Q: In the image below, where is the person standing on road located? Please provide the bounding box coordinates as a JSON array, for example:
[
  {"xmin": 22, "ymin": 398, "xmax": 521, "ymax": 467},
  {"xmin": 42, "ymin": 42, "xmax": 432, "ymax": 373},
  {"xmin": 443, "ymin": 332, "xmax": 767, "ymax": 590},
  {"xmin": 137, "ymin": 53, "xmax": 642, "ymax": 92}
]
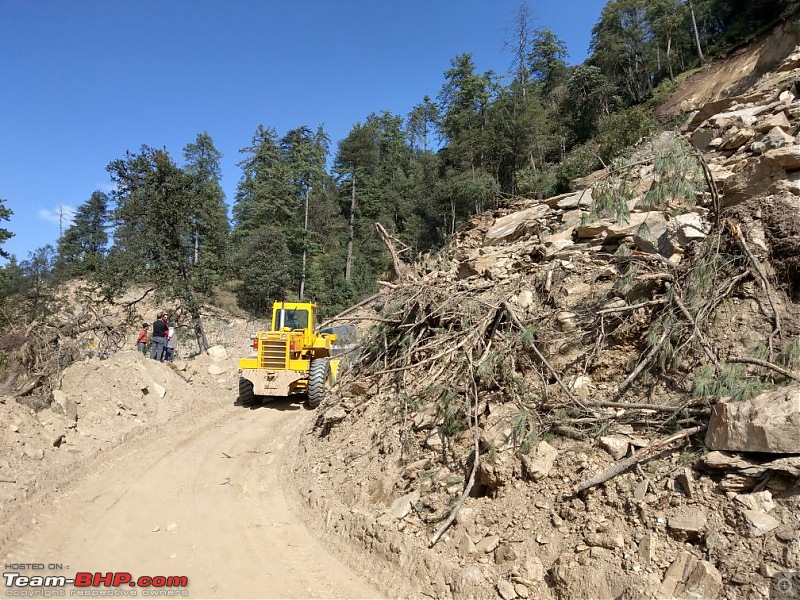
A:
[
  {"xmin": 136, "ymin": 323, "xmax": 149, "ymax": 354},
  {"xmin": 165, "ymin": 322, "xmax": 178, "ymax": 362},
  {"xmin": 150, "ymin": 312, "xmax": 169, "ymax": 361}
]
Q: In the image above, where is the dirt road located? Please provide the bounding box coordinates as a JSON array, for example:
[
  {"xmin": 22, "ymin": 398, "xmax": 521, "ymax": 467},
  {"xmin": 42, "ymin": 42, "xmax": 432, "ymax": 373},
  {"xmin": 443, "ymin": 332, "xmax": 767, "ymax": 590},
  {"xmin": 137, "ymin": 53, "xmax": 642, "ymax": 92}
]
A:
[{"xmin": 3, "ymin": 400, "xmax": 382, "ymax": 599}]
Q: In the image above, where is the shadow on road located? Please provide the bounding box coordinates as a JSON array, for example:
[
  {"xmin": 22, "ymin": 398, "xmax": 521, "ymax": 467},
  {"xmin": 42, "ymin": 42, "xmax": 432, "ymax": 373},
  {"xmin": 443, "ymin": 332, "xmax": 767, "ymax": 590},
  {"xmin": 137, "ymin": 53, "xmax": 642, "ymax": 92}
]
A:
[{"xmin": 234, "ymin": 396, "xmax": 304, "ymax": 412}]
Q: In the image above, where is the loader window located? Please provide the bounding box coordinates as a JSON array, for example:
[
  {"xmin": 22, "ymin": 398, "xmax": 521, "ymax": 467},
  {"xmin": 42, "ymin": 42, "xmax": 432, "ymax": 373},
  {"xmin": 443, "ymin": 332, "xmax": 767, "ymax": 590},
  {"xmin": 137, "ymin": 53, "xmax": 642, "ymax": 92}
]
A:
[{"xmin": 276, "ymin": 309, "xmax": 308, "ymax": 330}]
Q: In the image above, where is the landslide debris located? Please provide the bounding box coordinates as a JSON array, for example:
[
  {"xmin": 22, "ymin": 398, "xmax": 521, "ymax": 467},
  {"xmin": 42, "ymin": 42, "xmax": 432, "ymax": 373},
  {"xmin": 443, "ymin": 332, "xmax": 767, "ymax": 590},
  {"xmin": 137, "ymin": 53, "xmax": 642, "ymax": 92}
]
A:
[
  {"xmin": 292, "ymin": 35, "xmax": 800, "ymax": 600},
  {"xmin": 0, "ymin": 284, "xmax": 257, "ymax": 552}
]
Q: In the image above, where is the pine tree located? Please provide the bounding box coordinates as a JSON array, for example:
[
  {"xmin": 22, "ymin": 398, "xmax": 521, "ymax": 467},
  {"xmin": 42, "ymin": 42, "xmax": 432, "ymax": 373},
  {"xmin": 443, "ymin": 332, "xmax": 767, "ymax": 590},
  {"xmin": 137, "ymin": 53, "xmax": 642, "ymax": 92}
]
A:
[
  {"xmin": 0, "ymin": 198, "xmax": 13, "ymax": 259},
  {"xmin": 56, "ymin": 190, "xmax": 109, "ymax": 278},
  {"xmin": 107, "ymin": 146, "xmax": 210, "ymax": 351},
  {"xmin": 183, "ymin": 132, "xmax": 230, "ymax": 291}
]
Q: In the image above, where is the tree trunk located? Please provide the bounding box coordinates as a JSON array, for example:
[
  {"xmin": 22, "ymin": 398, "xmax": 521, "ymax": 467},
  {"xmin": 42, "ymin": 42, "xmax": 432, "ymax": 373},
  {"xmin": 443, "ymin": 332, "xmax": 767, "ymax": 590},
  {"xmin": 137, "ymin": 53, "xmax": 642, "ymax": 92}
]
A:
[
  {"xmin": 667, "ymin": 36, "xmax": 675, "ymax": 82},
  {"xmin": 688, "ymin": 0, "xmax": 705, "ymax": 65},
  {"xmin": 345, "ymin": 171, "xmax": 356, "ymax": 282},
  {"xmin": 299, "ymin": 190, "xmax": 309, "ymax": 300}
]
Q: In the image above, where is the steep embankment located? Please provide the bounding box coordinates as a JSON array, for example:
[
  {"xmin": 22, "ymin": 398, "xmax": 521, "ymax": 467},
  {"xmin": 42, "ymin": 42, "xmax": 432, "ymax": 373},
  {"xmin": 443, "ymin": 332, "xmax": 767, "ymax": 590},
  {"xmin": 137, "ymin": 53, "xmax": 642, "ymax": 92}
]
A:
[{"xmin": 292, "ymin": 28, "xmax": 800, "ymax": 600}]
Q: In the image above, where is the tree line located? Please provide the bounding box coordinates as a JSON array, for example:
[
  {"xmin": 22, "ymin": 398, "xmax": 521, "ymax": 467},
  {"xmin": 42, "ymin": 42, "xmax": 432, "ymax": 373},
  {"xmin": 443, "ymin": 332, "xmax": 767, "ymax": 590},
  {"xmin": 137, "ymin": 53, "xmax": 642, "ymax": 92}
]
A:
[{"xmin": 0, "ymin": 0, "xmax": 794, "ymax": 350}]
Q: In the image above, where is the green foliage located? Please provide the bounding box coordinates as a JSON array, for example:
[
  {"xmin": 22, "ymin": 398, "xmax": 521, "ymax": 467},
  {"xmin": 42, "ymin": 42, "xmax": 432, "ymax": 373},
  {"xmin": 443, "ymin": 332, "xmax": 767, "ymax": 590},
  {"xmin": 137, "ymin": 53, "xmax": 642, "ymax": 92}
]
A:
[
  {"xmin": 234, "ymin": 226, "xmax": 294, "ymax": 316},
  {"xmin": 641, "ymin": 136, "xmax": 703, "ymax": 211},
  {"xmin": 777, "ymin": 338, "xmax": 800, "ymax": 371},
  {"xmin": 595, "ymin": 107, "xmax": 657, "ymax": 164},
  {"xmin": 56, "ymin": 191, "xmax": 109, "ymax": 279},
  {"xmin": 0, "ymin": 198, "xmax": 13, "ymax": 259},
  {"xmin": 509, "ymin": 408, "xmax": 539, "ymax": 454},
  {"xmin": 434, "ymin": 387, "xmax": 468, "ymax": 438},
  {"xmin": 694, "ymin": 364, "xmax": 765, "ymax": 401}
]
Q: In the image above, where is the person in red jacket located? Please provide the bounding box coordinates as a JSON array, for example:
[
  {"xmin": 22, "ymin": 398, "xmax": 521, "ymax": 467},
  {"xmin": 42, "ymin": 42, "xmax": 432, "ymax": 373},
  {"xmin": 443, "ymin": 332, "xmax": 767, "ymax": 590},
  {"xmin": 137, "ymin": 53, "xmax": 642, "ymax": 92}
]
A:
[{"xmin": 136, "ymin": 323, "xmax": 149, "ymax": 354}]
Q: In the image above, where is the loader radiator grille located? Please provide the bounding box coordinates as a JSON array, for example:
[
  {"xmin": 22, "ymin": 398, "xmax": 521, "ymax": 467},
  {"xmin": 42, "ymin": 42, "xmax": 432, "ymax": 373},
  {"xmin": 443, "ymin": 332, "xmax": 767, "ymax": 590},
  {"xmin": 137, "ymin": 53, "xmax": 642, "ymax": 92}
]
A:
[{"xmin": 259, "ymin": 339, "xmax": 287, "ymax": 369}]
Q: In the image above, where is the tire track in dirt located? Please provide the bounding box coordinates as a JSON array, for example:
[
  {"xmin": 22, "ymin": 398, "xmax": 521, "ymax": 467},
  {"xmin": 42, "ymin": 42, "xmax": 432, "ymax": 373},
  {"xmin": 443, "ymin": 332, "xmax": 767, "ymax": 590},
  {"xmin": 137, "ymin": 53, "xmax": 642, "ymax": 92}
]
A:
[{"xmin": 4, "ymin": 400, "xmax": 381, "ymax": 599}]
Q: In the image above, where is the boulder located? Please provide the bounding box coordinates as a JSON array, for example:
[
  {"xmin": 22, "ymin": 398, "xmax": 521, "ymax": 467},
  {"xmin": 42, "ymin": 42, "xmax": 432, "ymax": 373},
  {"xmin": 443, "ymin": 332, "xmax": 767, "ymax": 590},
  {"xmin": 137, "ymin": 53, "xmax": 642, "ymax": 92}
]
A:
[
  {"xmin": 545, "ymin": 189, "xmax": 593, "ymax": 210},
  {"xmin": 207, "ymin": 364, "xmax": 225, "ymax": 376},
  {"xmin": 763, "ymin": 145, "xmax": 800, "ymax": 170},
  {"xmin": 690, "ymin": 128, "xmax": 717, "ymax": 151},
  {"xmin": 720, "ymin": 126, "xmax": 755, "ymax": 150},
  {"xmin": 520, "ymin": 441, "xmax": 558, "ymax": 481},
  {"xmin": 761, "ymin": 126, "xmax": 795, "ymax": 151},
  {"xmin": 475, "ymin": 534, "xmax": 500, "ymax": 553},
  {"xmin": 484, "ymin": 204, "xmax": 550, "ymax": 246},
  {"xmin": 660, "ymin": 552, "xmax": 723, "ymax": 599},
  {"xmin": 756, "ymin": 111, "xmax": 791, "ymax": 133},
  {"xmin": 383, "ymin": 490, "xmax": 419, "ymax": 521},
  {"xmin": 599, "ymin": 436, "xmax": 629, "ymax": 460},
  {"xmin": 668, "ymin": 507, "xmax": 707, "ymax": 539},
  {"xmin": 206, "ymin": 345, "xmax": 229, "ymax": 360},
  {"xmin": 742, "ymin": 510, "xmax": 780, "ymax": 537},
  {"xmin": 705, "ymin": 385, "xmax": 800, "ymax": 453}
]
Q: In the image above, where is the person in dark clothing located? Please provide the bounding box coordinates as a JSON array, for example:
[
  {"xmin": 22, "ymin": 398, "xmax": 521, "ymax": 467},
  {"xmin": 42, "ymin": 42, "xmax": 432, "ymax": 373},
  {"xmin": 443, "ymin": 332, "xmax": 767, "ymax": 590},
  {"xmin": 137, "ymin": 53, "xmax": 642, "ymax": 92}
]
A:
[{"xmin": 150, "ymin": 312, "xmax": 169, "ymax": 361}]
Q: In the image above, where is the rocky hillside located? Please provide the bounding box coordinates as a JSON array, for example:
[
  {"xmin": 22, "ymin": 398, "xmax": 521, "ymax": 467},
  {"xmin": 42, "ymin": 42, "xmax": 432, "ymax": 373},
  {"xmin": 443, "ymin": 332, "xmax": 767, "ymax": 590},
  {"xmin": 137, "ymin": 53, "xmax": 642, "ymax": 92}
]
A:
[{"xmin": 290, "ymin": 30, "xmax": 800, "ymax": 600}]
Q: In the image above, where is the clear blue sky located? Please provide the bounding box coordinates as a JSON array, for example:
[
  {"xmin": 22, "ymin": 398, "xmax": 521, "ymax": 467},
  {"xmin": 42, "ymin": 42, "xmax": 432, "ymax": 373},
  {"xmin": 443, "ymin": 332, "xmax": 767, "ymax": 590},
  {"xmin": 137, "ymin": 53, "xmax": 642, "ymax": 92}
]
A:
[{"xmin": 0, "ymin": 0, "xmax": 606, "ymax": 261}]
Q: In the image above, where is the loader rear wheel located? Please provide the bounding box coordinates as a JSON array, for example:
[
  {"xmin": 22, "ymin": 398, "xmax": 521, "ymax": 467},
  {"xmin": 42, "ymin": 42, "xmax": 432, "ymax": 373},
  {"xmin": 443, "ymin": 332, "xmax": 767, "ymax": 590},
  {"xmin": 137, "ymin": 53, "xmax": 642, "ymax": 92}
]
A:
[
  {"xmin": 237, "ymin": 377, "xmax": 256, "ymax": 406},
  {"xmin": 307, "ymin": 358, "xmax": 332, "ymax": 408}
]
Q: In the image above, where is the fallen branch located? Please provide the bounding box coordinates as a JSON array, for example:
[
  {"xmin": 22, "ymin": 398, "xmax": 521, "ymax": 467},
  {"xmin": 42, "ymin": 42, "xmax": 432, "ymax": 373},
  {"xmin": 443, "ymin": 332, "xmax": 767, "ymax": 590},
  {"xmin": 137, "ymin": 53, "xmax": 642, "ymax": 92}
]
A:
[
  {"xmin": 502, "ymin": 301, "xmax": 589, "ymax": 412},
  {"xmin": 318, "ymin": 293, "xmax": 382, "ymax": 329},
  {"xmin": 727, "ymin": 356, "xmax": 800, "ymax": 382},
  {"xmin": 617, "ymin": 330, "xmax": 668, "ymax": 395},
  {"xmin": 596, "ymin": 298, "xmax": 667, "ymax": 316},
  {"xmin": 573, "ymin": 425, "xmax": 706, "ymax": 495},
  {"xmin": 725, "ymin": 219, "xmax": 781, "ymax": 357},
  {"xmin": 666, "ymin": 282, "xmax": 722, "ymax": 372},
  {"xmin": 376, "ymin": 222, "xmax": 411, "ymax": 281},
  {"xmin": 430, "ymin": 353, "xmax": 480, "ymax": 547}
]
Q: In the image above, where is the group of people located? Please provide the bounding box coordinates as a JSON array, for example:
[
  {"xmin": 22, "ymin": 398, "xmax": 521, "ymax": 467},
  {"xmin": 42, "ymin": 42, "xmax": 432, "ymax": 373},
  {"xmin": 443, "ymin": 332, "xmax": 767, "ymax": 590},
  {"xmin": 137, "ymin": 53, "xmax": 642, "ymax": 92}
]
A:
[{"xmin": 136, "ymin": 312, "xmax": 178, "ymax": 362}]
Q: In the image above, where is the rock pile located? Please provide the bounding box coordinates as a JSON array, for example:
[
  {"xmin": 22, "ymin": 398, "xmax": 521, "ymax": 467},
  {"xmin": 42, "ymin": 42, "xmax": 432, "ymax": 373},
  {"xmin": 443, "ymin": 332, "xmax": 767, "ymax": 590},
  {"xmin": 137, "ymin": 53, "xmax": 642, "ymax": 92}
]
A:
[{"xmin": 292, "ymin": 34, "xmax": 800, "ymax": 600}]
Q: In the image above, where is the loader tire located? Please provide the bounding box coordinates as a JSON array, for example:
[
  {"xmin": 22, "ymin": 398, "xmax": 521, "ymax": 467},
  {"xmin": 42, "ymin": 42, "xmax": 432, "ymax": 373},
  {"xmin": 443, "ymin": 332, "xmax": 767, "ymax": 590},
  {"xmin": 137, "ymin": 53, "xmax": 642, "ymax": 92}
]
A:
[
  {"xmin": 307, "ymin": 358, "xmax": 331, "ymax": 408},
  {"xmin": 237, "ymin": 376, "xmax": 256, "ymax": 406}
]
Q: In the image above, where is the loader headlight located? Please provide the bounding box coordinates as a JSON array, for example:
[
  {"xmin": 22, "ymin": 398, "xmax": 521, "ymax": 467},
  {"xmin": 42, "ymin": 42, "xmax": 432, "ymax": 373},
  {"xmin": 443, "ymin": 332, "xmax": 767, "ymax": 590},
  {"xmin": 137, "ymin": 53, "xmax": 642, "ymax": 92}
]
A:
[{"xmin": 280, "ymin": 334, "xmax": 287, "ymax": 340}]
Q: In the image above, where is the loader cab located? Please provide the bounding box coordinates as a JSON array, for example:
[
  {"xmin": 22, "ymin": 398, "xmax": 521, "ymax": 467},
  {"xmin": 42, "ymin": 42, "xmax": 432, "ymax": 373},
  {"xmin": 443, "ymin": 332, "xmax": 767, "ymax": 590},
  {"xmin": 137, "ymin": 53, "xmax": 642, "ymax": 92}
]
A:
[{"xmin": 272, "ymin": 302, "xmax": 316, "ymax": 332}]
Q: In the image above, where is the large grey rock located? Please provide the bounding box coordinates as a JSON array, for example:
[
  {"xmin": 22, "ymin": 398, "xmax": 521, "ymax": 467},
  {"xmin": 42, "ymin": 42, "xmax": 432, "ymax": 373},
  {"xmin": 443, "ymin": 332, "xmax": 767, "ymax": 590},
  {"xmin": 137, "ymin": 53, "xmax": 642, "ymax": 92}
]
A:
[
  {"xmin": 742, "ymin": 509, "xmax": 780, "ymax": 537},
  {"xmin": 484, "ymin": 204, "xmax": 550, "ymax": 246},
  {"xmin": 383, "ymin": 490, "xmax": 419, "ymax": 521},
  {"xmin": 545, "ymin": 189, "xmax": 593, "ymax": 210},
  {"xmin": 668, "ymin": 507, "xmax": 707, "ymax": 538},
  {"xmin": 706, "ymin": 385, "xmax": 800, "ymax": 453},
  {"xmin": 761, "ymin": 126, "xmax": 795, "ymax": 150}
]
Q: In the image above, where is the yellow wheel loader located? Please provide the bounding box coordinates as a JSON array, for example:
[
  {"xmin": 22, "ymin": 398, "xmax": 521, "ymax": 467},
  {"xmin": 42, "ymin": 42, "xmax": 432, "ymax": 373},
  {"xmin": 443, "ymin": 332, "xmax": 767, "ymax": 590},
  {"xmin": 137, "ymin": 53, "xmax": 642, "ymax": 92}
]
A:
[{"xmin": 237, "ymin": 301, "xmax": 340, "ymax": 408}]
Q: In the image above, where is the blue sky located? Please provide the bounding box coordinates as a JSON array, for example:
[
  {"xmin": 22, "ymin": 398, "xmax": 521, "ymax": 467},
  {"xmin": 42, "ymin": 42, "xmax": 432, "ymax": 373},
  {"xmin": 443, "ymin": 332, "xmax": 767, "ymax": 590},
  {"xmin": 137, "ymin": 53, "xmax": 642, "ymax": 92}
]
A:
[{"xmin": 0, "ymin": 0, "xmax": 606, "ymax": 261}]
